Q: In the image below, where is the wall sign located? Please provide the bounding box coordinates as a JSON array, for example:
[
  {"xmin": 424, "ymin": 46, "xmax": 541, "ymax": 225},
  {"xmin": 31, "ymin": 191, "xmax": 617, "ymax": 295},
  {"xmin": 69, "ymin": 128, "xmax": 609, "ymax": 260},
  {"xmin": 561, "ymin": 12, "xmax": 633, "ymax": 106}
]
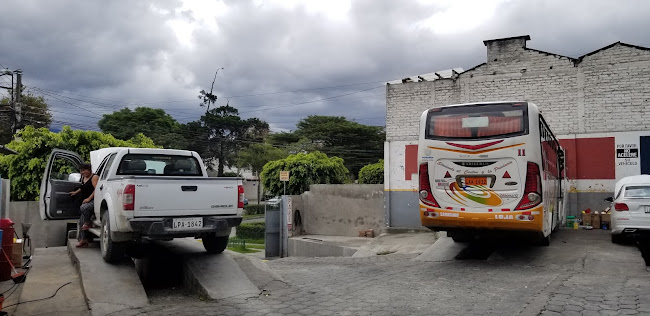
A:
[{"xmin": 616, "ymin": 143, "xmax": 638, "ymax": 166}]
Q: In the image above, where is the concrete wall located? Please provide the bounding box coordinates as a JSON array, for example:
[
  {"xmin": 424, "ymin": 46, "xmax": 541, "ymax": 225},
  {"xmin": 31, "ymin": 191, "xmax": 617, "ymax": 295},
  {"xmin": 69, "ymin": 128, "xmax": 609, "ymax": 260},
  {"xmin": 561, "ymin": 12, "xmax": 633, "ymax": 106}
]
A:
[
  {"xmin": 384, "ymin": 35, "xmax": 650, "ymax": 226},
  {"xmin": 294, "ymin": 184, "xmax": 384, "ymax": 237},
  {"xmin": 6, "ymin": 201, "xmax": 70, "ymax": 248},
  {"xmin": 242, "ymin": 179, "xmax": 261, "ymax": 202}
]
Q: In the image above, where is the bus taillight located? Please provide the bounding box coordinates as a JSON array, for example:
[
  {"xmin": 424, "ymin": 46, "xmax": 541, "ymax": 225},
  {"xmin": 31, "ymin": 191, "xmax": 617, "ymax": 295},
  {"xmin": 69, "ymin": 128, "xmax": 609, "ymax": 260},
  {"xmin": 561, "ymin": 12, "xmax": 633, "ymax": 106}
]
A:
[
  {"xmin": 419, "ymin": 163, "xmax": 440, "ymax": 208},
  {"xmin": 515, "ymin": 162, "xmax": 542, "ymax": 210}
]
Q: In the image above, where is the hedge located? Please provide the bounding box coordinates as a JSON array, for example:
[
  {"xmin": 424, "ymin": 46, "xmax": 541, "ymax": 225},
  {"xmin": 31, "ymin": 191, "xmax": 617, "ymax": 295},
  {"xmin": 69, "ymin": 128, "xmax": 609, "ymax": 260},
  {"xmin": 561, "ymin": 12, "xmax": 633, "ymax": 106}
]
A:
[
  {"xmin": 236, "ymin": 222, "xmax": 265, "ymax": 240},
  {"xmin": 358, "ymin": 160, "xmax": 384, "ymax": 184},
  {"xmin": 244, "ymin": 204, "xmax": 266, "ymax": 215}
]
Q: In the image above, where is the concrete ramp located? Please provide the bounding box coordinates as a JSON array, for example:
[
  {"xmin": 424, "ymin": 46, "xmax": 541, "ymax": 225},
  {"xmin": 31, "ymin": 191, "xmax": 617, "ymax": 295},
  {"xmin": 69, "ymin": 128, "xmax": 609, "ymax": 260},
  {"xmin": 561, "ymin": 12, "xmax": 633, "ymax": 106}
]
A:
[
  {"xmin": 15, "ymin": 247, "xmax": 90, "ymax": 315},
  {"xmin": 159, "ymin": 238, "xmax": 260, "ymax": 300},
  {"xmin": 68, "ymin": 240, "xmax": 149, "ymax": 316},
  {"xmin": 415, "ymin": 236, "xmax": 469, "ymax": 262}
]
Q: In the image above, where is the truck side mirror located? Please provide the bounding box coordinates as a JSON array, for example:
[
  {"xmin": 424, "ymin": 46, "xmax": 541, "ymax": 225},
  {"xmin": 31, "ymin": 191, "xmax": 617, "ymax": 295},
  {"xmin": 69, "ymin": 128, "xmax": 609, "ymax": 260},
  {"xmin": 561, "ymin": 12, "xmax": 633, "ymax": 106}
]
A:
[{"xmin": 604, "ymin": 197, "xmax": 613, "ymax": 202}]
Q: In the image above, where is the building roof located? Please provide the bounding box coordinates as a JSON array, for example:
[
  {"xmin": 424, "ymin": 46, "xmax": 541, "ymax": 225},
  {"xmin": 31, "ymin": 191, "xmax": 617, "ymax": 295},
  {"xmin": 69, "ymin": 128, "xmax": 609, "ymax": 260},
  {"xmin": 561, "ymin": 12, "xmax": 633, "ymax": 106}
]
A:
[
  {"xmin": 483, "ymin": 35, "xmax": 531, "ymax": 46},
  {"xmin": 0, "ymin": 145, "xmax": 17, "ymax": 155},
  {"xmin": 386, "ymin": 68, "xmax": 464, "ymax": 85},
  {"xmin": 577, "ymin": 41, "xmax": 650, "ymax": 61},
  {"xmin": 524, "ymin": 47, "xmax": 578, "ymax": 62}
]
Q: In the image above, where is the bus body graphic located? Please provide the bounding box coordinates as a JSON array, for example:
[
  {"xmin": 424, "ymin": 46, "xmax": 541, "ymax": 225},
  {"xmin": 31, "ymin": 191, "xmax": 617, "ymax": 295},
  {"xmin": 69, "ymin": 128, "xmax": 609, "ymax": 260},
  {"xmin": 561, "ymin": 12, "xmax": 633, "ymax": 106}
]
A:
[{"xmin": 446, "ymin": 182, "xmax": 502, "ymax": 207}]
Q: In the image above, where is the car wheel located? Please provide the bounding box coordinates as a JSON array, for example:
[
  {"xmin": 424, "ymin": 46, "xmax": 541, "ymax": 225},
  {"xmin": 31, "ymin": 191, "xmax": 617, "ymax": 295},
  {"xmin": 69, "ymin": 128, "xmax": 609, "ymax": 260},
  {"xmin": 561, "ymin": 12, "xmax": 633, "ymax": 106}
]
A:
[
  {"xmin": 100, "ymin": 215, "xmax": 126, "ymax": 263},
  {"xmin": 611, "ymin": 233, "xmax": 624, "ymax": 244},
  {"xmin": 203, "ymin": 235, "xmax": 229, "ymax": 254}
]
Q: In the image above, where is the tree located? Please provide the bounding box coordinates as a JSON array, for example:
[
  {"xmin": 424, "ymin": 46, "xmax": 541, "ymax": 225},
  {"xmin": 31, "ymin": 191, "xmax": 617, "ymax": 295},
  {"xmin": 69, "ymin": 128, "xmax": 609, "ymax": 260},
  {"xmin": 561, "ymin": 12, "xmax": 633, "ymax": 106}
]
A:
[
  {"xmin": 0, "ymin": 125, "xmax": 156, "ymax": 201},
  {"xmin": 236, "ymin": 143, "xmax": 288, "ymax": 202},
  {"xmin": 271, "ymin": 116, "xmax": 385, "ymax": 178},
  {"xmin": 358, "ymin": 160, "xmax": 384, "ymax": 184},
  {"xmin": 98, "ymin": 107, "xmax": 185, "ymax": 149},
  {"xmin": 188, "ymin": 105, "xmax": 269, "ymax": 176},
  {"xmin": 260, "ymin": 151, "xmax": 349, "ymax": 196},
  {"xmin": 0, "ymin": 93, "xmax": 52, "ymax": 144}
]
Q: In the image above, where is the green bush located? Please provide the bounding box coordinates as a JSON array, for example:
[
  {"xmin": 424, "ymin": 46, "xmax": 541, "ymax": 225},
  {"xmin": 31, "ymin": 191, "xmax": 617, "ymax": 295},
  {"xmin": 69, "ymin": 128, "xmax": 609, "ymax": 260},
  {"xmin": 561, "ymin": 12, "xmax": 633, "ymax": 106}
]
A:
[
  {"xmin": 358, "ymin": 160, "xmax": 384, "ymax": 184},
  {"xmin": 261, "ymin": 151, "xmax": 349, "ymax": 196},
  {"xmin": 244, "ymin": 204, "xmax": 266, "ymax": 215},
  {"xmin": 237, "ymin": 222, "xmax": 265, "ymax": 240}
]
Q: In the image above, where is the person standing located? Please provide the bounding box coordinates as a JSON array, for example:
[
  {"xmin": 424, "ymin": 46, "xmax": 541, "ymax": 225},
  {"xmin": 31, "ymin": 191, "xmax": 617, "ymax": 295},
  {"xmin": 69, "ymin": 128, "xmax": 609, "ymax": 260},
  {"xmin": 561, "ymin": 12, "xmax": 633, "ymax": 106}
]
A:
[{"xmin": 70, "ymin": 163, "xmax": 99, "ymax": 248}]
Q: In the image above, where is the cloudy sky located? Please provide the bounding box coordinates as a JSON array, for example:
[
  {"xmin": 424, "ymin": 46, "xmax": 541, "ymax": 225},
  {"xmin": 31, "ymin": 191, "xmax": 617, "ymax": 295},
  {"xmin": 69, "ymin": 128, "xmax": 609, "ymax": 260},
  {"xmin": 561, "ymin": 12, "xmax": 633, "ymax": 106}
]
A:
[{"xmin": 1, "ymin": 0, "xmax": 649, "ymax": 133}]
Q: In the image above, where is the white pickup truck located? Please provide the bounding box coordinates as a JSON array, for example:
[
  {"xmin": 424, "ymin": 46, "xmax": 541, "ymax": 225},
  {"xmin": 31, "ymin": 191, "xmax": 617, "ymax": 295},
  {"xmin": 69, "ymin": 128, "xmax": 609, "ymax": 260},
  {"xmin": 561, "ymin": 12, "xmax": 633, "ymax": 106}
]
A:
[{"xmin": 39, "ymin": 147, "xmax": 244, "ymax": 263}]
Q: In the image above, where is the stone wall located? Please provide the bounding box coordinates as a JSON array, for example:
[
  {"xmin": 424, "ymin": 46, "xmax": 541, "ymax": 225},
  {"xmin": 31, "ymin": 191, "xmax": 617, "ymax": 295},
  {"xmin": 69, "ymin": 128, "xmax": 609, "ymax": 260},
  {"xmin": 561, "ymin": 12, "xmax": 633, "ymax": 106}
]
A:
[{"xmin": 386, "ymin": 37, "xmax": 650, "ymax": 141}]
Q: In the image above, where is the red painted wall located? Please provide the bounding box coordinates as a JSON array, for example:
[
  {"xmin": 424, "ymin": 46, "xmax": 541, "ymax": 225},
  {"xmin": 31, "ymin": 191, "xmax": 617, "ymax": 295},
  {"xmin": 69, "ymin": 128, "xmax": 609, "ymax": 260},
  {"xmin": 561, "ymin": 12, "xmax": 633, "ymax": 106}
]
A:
[
  {"xmin": 405, "ymin": 145, "xmax": 418, "ymax": 180},
  {"xmin": 559, "ymin": 137, "xmax": 615, "ymax": 180}
]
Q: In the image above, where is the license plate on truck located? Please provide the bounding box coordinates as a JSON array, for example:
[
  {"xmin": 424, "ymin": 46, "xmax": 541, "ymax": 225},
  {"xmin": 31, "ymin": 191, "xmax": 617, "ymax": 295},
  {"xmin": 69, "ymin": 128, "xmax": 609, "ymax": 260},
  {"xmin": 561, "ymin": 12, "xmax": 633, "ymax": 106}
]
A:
[{"xmin": 172, "ymin": 217, "xmax": 203, "ymax": 230}]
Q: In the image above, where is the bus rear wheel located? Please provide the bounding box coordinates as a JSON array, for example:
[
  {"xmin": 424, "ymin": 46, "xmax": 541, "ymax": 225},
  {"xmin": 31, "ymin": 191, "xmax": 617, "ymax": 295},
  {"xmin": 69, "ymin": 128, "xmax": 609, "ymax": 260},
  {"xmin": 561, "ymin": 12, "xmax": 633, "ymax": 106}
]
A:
[
  {"xmin": 449, "ymin": 231, "xmax": 473, "ymax": 243},
  {"xmin": 536, "ymin": 233, "xmax": 551, "ymax": 246}
]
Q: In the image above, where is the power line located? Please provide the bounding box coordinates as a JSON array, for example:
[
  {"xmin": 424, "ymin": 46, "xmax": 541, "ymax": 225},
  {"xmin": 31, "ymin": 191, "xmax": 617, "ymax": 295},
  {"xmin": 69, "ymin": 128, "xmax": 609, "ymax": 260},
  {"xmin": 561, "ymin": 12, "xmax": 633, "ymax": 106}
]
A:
[
  {"xmin": 29, "ymin": 79, "xmax": 388, "ymax": 106},
  {"xmin": 30, "ymin": 86, "xmax": 386, "ymax": 126}
]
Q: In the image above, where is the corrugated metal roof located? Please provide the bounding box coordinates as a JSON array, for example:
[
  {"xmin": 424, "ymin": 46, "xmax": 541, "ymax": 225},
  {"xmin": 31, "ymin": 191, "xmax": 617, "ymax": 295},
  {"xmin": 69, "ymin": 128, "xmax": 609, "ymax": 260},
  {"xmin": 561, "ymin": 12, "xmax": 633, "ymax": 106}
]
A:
[{"xmin": 387, "ymin": 68, "xmax": 464, "ymax": 84}]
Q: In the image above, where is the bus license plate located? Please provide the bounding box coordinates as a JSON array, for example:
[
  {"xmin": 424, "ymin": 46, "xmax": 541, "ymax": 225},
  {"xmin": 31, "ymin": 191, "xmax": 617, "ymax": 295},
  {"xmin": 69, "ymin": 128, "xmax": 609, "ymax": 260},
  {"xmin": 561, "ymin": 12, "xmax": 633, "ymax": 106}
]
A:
[
  {"xmin": 172, "ymin": 217, "xmax": 203, "ymax": 230},
  {"xmin": 465, "ymin": 177, "xmax": 488, "ymax": 186}
]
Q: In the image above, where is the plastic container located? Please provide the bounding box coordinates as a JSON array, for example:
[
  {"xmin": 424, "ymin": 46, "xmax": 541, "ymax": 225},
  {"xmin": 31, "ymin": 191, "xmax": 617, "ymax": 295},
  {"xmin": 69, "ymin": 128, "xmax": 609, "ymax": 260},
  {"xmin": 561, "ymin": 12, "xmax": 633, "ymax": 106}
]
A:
[
  {"xmin": 566, "ymin": 216, "xmax": 576, "ymax": 228},
  {"xmin": 0, "ymin": 219, "xmax": 15, "ymax": 247}
]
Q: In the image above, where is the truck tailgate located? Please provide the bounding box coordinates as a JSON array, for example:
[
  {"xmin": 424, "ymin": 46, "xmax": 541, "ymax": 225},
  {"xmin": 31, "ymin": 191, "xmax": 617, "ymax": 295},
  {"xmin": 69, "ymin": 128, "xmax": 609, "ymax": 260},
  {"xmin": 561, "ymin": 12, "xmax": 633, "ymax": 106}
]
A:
[{"xmin": 132, "ymin": 178, "xmax": 239, "ymax": 217}]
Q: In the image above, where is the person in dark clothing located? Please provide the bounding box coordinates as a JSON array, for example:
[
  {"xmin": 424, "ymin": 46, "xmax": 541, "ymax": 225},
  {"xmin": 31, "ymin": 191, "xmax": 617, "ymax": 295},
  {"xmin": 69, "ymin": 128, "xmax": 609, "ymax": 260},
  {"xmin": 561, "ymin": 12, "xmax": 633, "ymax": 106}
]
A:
[{"xmin": 69, "ymin": 163, "xmax": 99, "ymax": 248}]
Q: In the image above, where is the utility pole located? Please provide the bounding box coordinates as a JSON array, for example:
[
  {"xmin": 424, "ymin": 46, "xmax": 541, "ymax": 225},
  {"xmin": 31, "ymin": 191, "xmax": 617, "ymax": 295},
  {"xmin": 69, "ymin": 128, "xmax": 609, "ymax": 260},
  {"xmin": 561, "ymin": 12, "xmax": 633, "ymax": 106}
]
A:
[{"xmin": 13, "ymin": 70, "xmax": 22, "ymax": 134}]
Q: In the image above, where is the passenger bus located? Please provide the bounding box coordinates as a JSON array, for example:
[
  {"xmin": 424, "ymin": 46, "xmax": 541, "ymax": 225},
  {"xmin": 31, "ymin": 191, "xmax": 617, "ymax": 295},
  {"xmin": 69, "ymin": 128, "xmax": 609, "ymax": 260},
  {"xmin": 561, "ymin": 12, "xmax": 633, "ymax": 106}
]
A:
[{"xmin": 418, "ymin": 101, "xmax": 566, "ymax": 245}]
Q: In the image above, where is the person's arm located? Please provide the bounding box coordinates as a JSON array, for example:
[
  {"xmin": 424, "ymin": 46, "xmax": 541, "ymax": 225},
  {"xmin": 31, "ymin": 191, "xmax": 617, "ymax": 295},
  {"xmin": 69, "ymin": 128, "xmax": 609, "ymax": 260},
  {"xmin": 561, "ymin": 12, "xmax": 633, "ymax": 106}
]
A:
[
  {"xmin": 70, "ymin": 188, "xmax": 81, "ymax": 196},
  {"xmin": 83, "ymin": 175, "xmax": 100, "ymax": 204}
]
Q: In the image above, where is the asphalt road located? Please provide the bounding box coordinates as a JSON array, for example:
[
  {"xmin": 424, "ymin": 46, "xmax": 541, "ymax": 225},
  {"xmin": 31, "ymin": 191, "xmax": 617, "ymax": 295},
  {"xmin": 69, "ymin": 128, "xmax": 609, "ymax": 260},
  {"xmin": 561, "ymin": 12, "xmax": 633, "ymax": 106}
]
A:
[{"xmin": 117, "ymin": 229, "xmax": 650, "ymax": 316}]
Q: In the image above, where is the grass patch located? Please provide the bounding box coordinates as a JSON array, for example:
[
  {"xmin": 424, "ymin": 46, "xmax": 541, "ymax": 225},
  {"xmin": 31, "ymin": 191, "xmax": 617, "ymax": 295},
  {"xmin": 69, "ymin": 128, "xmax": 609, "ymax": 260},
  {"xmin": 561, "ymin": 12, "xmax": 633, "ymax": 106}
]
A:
[
  {"xmin": 226, "ymin": 236, "xmax": 263, "ymax": 253},
  {"xmin": 243, "ymin": 238, "xmax": 265, "ymax": 245},
  {"xmin": 227, "ymin": 247, "xmax": 261, "ymax": 254}
]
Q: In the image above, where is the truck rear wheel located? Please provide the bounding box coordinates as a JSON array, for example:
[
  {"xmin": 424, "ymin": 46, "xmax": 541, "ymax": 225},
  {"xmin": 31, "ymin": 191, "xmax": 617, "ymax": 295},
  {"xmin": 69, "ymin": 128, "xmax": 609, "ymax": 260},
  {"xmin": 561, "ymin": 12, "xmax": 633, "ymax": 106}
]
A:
[
  {"xmin": 100, "ymin": 215, "xmax": 126, "ymax": 263},
  {"xmin": 203, "ymin": 235, "xmax": 229, "ymax": 254}
]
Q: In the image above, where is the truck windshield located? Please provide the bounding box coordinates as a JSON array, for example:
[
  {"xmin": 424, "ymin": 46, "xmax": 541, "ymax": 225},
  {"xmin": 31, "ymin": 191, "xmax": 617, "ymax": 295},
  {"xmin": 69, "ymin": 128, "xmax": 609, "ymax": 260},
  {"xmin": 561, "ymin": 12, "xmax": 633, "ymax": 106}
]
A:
[
  {"xmin": 117, "ymin": 154, "xmax": 203, "ymax": 176},
  {"xmin": 425, "ymin": 103, "xmax": 528, "ymax": 140}
]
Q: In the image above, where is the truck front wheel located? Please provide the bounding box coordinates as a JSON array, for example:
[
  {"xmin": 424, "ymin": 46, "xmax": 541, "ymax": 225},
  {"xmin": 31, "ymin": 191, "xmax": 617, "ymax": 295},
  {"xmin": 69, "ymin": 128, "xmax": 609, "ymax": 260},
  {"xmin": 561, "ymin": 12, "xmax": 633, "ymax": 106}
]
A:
[
  {"xmin": 100, "ymin": 215, "xmax": 126, "ymax": 263},
  {"xmin": 203, "ymin": 235, "xmax": 229, "ymax": 254}
]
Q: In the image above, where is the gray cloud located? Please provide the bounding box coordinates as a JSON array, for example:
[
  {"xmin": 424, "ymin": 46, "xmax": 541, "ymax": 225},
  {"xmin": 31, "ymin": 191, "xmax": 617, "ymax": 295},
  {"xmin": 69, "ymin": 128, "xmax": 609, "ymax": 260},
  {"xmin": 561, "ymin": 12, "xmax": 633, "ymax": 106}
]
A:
[{"xmin": 1, "ymin": 0, "xmax": 649, "ymax": 133}]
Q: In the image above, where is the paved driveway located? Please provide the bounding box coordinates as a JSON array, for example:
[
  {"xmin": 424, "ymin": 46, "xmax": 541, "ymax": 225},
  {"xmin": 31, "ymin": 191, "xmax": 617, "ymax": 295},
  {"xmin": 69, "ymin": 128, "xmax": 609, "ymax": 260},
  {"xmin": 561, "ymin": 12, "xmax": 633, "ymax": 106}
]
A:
[{"xmin": 120, "ymin": 229, "xmax": 650, "ymax": 316}]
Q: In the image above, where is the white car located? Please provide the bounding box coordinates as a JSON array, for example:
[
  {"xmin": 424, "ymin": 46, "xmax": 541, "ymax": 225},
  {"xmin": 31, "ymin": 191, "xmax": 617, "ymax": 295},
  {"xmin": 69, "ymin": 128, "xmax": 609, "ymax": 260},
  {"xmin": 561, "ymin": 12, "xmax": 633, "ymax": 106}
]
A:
[{"xmin": 607, "ymin": 175, "xmax": 650, "ymax": 243}]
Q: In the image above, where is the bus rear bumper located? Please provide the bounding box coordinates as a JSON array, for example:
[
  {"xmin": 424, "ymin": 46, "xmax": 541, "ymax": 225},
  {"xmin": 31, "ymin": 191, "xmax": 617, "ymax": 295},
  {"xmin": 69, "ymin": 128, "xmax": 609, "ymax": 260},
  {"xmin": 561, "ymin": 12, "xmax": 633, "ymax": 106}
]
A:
[{"xmin": 420, "ymin": 205, "xmax": 544, "ymax": 232}]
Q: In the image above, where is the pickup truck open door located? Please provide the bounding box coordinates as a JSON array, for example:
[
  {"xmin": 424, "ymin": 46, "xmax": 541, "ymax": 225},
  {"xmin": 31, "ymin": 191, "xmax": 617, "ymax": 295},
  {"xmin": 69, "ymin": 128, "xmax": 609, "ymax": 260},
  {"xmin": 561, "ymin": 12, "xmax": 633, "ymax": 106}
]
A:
[{"xmin": 39, "ymin": 149, "xmax": 84, "ymax": 220}]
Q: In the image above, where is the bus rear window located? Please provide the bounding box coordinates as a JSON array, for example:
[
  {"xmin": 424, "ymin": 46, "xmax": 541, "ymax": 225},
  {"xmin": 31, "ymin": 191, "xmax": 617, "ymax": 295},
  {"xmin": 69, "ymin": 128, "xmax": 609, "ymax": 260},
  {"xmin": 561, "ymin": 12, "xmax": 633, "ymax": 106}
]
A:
[
  {"xmin": 117, "ymin": 154, "xmax": 203, "ymax": 176},
  {"xmin": 426, "ymin": 103, "xmax": 528, "ymax": 140}
]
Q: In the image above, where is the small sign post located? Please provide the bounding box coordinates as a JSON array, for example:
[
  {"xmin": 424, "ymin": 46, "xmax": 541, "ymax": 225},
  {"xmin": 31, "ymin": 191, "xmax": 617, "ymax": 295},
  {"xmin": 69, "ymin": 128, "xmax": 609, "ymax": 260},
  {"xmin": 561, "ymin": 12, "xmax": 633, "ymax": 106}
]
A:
[{"xmin": 280, "ymin": 171, "xmax": 289, "ymax": 195}]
